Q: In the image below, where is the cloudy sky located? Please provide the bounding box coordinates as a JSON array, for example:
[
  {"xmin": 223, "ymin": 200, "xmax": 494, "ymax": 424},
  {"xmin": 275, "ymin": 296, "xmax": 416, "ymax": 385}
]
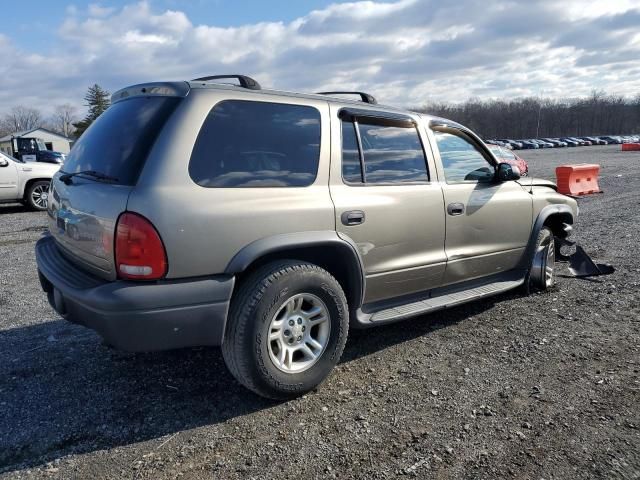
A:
[{"xmin": 1, "ymin": 0, "xmax": 639, "ymax": 116}]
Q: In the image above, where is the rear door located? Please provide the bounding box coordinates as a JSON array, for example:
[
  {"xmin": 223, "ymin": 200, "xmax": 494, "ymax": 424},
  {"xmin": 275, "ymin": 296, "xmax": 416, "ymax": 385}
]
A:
[
  {"xmin": 428, "ymin": 125, "xmax": 532, "ymax": 285},
  {"xmin": 48, "ymin": 93, "xmax": 182, "ymax": 280},
  {"xmin": 329, "ymin": 105, "xmax": 446, "ymax": 304}
]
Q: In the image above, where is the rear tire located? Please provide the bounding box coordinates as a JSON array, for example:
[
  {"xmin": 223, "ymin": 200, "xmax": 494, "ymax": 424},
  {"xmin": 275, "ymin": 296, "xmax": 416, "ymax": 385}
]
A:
[
  {"xmin": 528, "ymin": 227, "xmax": 556, "ymax": 291},
  {"xmin": 222, "ymin": 260, "xmax": 349, "ymax": 399},
  {"xmin": 25, "ymin": 180, "xmax": 50, "ymax": 211}
]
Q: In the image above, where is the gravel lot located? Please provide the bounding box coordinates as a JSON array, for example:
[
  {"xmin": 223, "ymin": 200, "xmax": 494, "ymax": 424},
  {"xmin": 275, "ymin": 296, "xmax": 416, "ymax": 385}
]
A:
[{"xmin": 1, "ymin": 145, "xmax": 638, "ymax": 479}]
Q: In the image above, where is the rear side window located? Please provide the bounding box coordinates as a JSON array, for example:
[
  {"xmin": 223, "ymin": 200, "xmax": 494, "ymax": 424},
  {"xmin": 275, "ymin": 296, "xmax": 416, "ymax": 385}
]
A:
[
  {"xmin": 341, "ymin": 120, "xmax": 363, "ymax": 183},
  {"xmin": 341, "ymin": 119, "xmax": 428, "ymax": 185},
  {"xmin": 63, "ymin": 97, "xmax": 180, "ymax": 185},
  {"xmin": 189, "ymin": 100, "xmax": 321, "ymax": 187}
]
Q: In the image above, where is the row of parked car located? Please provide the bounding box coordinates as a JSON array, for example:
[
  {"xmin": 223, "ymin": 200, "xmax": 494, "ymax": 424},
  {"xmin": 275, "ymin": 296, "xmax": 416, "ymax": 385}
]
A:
[{"xmin": 487, "ymin": 135, "xmax": 640, "ymax": 150}]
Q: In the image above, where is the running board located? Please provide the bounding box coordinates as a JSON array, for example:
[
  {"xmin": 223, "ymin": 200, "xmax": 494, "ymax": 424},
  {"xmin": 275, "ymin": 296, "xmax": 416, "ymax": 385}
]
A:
[{"xmin": 360, "ymin": 274, "xmax": 524, "ymax": 326}]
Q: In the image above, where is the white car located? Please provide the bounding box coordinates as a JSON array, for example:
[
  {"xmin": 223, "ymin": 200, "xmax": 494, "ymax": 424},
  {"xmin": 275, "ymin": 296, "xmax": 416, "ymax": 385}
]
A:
[{"xmin": 0, "ymin": 151, "xmax": 60, "ymax": 210}]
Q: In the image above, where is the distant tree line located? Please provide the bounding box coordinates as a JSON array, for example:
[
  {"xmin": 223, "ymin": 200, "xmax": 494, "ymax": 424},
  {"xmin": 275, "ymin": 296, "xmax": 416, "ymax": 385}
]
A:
[
  {"xmin": 0, "ymin": 84, "xmax": 110, "ymax": 140},
  {"xmin": 416, "ymin": 90, "xmax": 640, "ymax": 139}
]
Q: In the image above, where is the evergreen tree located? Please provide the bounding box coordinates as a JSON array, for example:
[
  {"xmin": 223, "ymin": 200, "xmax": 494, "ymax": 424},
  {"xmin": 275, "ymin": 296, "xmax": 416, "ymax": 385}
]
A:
[{"xmin": 73, "ymin": 84, "xmax": 110, "ymax": 138}]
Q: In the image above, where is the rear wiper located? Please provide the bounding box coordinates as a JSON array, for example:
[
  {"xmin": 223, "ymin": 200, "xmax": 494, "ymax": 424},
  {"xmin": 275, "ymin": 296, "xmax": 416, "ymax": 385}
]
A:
[{"xmin": 59, "ymin": 170, "xmax": 119, "ymax": 185}]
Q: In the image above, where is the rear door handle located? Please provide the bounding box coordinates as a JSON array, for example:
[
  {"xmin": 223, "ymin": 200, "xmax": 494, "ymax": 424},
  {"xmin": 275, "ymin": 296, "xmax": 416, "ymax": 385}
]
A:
[
  {"xmin": 341, "ymin": 210, "xmax": 365, "ymax": 226},
  {"xmin": 447, "ymin": 203, "xmax": 465, "ymax": 216}
]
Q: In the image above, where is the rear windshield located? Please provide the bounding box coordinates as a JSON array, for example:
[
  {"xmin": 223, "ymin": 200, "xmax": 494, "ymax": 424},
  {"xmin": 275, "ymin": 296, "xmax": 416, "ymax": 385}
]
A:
[{"xmin": 62, "ymin": 96, "xmax": 180, "ymax": 185}]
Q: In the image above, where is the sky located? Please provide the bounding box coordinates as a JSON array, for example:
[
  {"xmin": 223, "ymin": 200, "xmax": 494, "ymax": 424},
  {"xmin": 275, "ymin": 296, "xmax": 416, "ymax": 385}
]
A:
[{"xmin": 1, "ymin": 0, "xmax": 639, "ymax": 117}]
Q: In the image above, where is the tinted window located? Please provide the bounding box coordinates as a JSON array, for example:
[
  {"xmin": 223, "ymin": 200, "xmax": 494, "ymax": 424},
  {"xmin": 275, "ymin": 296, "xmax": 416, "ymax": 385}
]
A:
[
  {"xmin": 63, "ymin": 97, "xmax": 180, "ymax": 185},
  {"xmin": 341, "ymin": 120, "xmax": 363, "ymax": 183},
  {"xmin": 488, "ymin": 145, "xmax": 501, "ymax": 157},
  {"xmin": 358, "ymin": 122, "xmax": 428, "ymax": 184},
  {"xmin": 17, "ymin": 138, "xmax": 37, "ymax": 153},
  {"xmin": 189, "ymin": 101, "xmax": 321, "ymax": 187},
  {"xmin": 503, "ymin": 149, "xmax": 517, "ymax": 161},
  {"xmin": 434, "ymin": 131, "xmax": 494, "ymax": 183}
]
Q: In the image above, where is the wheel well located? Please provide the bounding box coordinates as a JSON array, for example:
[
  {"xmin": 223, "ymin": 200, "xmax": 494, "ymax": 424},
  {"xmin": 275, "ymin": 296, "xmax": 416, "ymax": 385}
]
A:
[
  {"xmin": 22, "ymin": 178, "xmax": 50, "ymax": 200},
  {"xmin": 543, "ymin": 212, "xmax": 573, "ymax": 239},
  {"xmin": 233, "ymin": 245, "xmax": 363, "ymax": 309}
]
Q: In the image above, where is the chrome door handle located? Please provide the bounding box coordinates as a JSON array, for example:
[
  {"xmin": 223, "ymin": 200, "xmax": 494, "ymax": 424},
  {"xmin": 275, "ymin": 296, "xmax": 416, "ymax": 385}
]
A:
[{"xmin": 447, "ymin": 203, "xmax": 465, "ymax": 216}]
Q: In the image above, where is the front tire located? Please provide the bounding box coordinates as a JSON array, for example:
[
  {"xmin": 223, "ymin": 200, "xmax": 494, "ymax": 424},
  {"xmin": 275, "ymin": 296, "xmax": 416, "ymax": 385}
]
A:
[
  {"xmin": 25, "ymin": 180, "xmax": 50, "ymax": 211},
  {"xmin": 222, "ymin": 260, "xmax": 349, "ymax": 399},
  {"xmin": 529, "ymin": 227, "xmax": 556, "ymax": 291}
]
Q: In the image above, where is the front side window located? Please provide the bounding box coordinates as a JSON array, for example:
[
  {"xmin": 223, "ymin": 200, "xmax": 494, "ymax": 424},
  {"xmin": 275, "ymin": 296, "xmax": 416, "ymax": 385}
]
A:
[
  {"xmin": 341, "ymin": 118, "xmax": 428, "ymax": 185},
  {"xmin": 189, "ymin": 100, "xmax": 321, "ymax": 187},
  {"xmin": 434, "ymin": 131, "xmax": 494, "ymax": 183}
]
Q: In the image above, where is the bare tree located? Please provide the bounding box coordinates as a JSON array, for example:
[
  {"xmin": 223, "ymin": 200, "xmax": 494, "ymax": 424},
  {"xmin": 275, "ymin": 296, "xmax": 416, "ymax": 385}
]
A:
[
  {"xmin": 50, "ymin": 104, "xmax": 78, "ymax": 138},
  {"xmin": 0, "ymin": 106, "xmax": 43, "ymax": 134}
]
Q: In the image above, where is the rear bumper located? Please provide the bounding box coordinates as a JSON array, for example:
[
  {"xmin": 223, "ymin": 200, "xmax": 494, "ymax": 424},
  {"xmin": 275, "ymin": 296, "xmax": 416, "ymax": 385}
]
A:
[{"xmin": 36, "ymin": 235, "xmax": 234, "ymax": 352}]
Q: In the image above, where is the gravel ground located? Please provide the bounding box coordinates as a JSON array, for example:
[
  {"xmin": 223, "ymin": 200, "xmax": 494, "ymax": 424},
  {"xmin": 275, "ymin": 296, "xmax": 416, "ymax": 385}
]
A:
[{"xmin": 1, "ymin": 145, "xmax": 638, "ymax": 479}]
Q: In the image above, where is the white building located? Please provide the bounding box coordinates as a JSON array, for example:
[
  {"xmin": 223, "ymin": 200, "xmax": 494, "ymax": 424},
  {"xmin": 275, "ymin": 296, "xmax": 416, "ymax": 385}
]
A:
[{"xmin": 0, "ymin": 128, "xmax": 73, "ymax": 156}]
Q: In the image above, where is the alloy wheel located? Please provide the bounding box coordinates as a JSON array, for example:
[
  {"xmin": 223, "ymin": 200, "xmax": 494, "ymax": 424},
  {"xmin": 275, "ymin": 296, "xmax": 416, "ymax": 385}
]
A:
[
  {"xmin": 267, "ymin": 293, "xmax": 331, "ymax": 373},
  {"xmin": 31, "ymin": 184, "xmax": 49, "ymax": 209}
]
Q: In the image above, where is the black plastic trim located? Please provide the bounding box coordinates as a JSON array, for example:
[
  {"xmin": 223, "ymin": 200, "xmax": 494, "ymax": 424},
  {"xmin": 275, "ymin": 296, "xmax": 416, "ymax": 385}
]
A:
[
  {"xmin": 339, "ymin": 108, "xmax": 415, "ymax": 127},
  {"xmin": 36, "ymin": 236, "xmax": 234, "ymax": 351},
  {"xmin": 341, "ymin": 210, "xmax": 365, "ymax": 226},
  {"xmin": 225, "ymin": 231, "xmax": 366, "ymax": 309},
  {"xmin": 191, "ymin": 75, "xmax": 261, "ymax": 90},
  {"xmin": 317, "ymin": 91, "xmax": 377, "ymax": 104},
  {"xmin": 428, "ymin": 117, "xmax": 466, "ymax": 130},
  {"xmin": 519, "ymin": 204, "xmax": 574, "ymax": 270},
  {"xmin": 353, "ymin": 269, "xmax": 526, "ymax": 328}
]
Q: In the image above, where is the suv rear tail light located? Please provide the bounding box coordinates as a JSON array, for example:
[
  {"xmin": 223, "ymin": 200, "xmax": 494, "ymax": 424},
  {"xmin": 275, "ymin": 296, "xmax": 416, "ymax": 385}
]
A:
[{"xmin": 115, "ymin": 212, "xmax": 167, "ymax": 280}]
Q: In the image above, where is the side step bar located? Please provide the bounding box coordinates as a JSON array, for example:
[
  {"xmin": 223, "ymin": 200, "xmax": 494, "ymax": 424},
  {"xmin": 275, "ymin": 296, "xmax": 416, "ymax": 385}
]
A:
[{"xmin": 357, "ymin": 273, "xmax": 525, "ymax": 326}]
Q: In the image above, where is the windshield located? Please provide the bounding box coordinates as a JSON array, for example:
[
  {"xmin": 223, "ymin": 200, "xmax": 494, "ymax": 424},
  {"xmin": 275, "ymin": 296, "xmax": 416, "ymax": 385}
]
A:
[
  {"xmin": 488, "ymin": 146, "xmax": 502, "ymax": 157},
  {"xmin": 62, "ymin": 96, "xmax": 181, "ymax": 185}
]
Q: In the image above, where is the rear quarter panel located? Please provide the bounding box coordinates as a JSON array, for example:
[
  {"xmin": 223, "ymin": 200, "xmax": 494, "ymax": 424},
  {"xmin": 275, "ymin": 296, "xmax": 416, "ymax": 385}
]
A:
[{"xmin": 128, "ymin": 89, "xmax": 335, "ymax": 279}]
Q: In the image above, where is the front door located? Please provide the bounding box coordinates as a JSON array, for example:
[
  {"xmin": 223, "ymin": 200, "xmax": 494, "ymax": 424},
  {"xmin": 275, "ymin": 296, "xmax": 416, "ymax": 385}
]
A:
[
  {"xmin": 329, "ymin": 105, "xmax": 447, "ymax": 304},
  {"xmin": 428, "ymin": 126, "xmax": 533, "ymax": 285}
]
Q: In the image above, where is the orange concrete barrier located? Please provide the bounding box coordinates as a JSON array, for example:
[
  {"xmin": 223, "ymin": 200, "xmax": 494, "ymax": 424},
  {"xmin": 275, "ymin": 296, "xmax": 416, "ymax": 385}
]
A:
[
  {"xmin": 622, "ymin": 143, "xmax": 640, "ymax": 151},
  {"xmin": 555, "ymin": 164, "xmax": 602, "ymax": 196}
]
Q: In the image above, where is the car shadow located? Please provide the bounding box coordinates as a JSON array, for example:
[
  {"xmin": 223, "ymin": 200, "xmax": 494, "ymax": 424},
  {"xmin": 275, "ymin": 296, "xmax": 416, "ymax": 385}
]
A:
[
  {"xmin": 0, "ymin": 203, "xmax": 31, "ymax": 215},
  {"xmin": 0, "ymin": 292, "xmax": 510, "ymax": 474}
]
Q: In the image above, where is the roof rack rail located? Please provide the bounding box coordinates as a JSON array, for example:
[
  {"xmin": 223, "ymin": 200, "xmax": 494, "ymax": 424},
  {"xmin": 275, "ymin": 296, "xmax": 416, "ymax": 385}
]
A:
[
  {"xmin": 191, "ymin": 74, "xmax": 261, "ymax": 90},
  {"xmin": 317, "ymin": 91, "xmax": 377, "ymax": 104}
]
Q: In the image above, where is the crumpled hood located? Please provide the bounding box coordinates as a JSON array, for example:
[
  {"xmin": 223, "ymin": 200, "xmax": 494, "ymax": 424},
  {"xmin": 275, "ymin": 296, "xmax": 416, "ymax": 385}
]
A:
[{"xmin": 517, "ymin": 177, "xmax": 557, "ymax": 191}]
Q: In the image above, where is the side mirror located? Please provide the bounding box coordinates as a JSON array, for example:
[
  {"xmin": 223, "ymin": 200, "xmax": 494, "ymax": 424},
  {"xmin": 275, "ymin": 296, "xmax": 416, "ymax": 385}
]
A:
[
  {"xmin": 496, "ymin": 162, "xmax": 521, "ymax": 181},
  {"xmin": 0, "ymin": 158, "xmax": 8, "ymax": 167}
]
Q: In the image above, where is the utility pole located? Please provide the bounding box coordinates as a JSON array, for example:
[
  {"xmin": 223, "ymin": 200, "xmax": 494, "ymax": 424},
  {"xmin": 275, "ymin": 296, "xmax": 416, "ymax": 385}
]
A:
[
  {"xmin": 536, "ymin": 101, "xmax": 542, "ymax": 138},
  {"xmin": 535, "ymin": 89, "xmax": 547, "ymax": 138}
]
